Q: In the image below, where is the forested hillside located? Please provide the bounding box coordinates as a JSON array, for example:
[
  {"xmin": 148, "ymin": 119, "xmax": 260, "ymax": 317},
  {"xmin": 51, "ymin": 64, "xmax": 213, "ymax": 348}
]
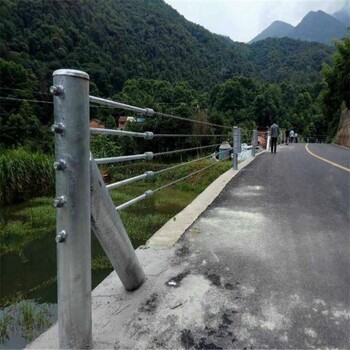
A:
[
  {"xmin": 249, "ymin": 38, "xmax": 333, "ymax": 83},
  {"xmin": 0, "ymin": 0, "xmax": 342, "ymax": 151}
]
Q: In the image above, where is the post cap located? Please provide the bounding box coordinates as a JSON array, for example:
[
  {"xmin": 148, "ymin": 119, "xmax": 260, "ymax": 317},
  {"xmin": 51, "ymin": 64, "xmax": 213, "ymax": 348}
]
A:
[{"xmin": 53, "ymin": 69, "xmax": 89, "ymax": 80}]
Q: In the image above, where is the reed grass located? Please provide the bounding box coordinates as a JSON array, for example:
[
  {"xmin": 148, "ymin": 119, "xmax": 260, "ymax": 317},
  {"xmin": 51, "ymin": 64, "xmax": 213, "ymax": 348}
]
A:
[
  {"xmin": 0, "ymin": 149, "xmax": 54, "ymax": 205},
  {"xmin": 0, "ymin": 299, "xmax": 54, "ymax": 344}
]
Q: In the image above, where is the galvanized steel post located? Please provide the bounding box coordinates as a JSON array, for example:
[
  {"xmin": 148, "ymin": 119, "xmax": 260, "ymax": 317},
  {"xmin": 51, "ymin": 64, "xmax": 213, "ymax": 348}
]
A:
[
  {"xmin": 232, "ymin": 126, "xmax": 241, "ymax": 170},
  {"xmin": 52, "ymin": 69, "xmax": 92, "ymax": 349},
  {"xmin": 266, "ymin": 130, "xmax": 271, "ymax": 152},
  {"xmin": 252, "ymin": 130, "xmax": 258, "ymax": 157}
]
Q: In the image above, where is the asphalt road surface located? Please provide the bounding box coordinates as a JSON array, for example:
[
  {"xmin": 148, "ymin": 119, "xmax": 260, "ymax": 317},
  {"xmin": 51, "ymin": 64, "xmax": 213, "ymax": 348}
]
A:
[{"xmin": 181, "ymin": 143, "xmax": 350, "ymax": 349}]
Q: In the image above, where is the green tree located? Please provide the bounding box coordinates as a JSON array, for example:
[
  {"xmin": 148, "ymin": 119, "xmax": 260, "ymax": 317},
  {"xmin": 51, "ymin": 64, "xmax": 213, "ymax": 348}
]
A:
[
  {"xmin": 253, "ymin": 85, "xmax": 282, "ymax": 126},
  {"xmin": 321, "ymin": 34, "xmax": 350, "ymax": 137}
]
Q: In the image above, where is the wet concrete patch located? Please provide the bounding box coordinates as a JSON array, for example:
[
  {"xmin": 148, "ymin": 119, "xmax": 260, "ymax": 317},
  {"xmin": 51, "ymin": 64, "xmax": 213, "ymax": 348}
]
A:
[
  {"xmin": 180, "ymin": 329, "xmax": 195, "ymax": 349},
  {"xmin": 204, "ymin": 273, "xmax": 221, "ymax": 287},
  {"xmin": 175, "ymin": 244, "xmax": 191, "ymax": 257},
  {"xmin": 196, "ymin": 338, "xmax": 223, "ymax": 350},
  {"xmin": 224, "ymin": 281, "xmax": 240, "ymax": 290},
  {"xmin": 179, "ymin": 308, "xmax": 240, "ymax": 349},
  {"xmin": 180, "ymin": 329, "xmax": 223, "ymax": 350},
  {"xmin": 138, "ymin": 293, "xmax": 159, "ymax": 313}
]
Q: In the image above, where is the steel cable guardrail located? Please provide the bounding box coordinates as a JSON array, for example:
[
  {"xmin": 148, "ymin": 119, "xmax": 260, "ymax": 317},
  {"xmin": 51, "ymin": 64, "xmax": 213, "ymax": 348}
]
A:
[
  {"xmin": 86, "ymin": 93, "xmax": 243, "ymax": 211},
  {"xmin": 153, "ymin": 155, "xmax": 231, "ymax": 193},
  {"xmin": 50, "ymin": 69, "xmax": 248, "ymax": 348},
  {"xmin": 90, "ymin": 127, "xmax": 154, "ymax": 139},
  {"xmin": 0, "ymin": 96, "xmax": 53, "ymax": 104},
  {"xmin": 89, "ymin": 95, "xmax": 231, "ymax": 130},
  {"xmin": 106, "ymin": 153, "xmax": 216, "ymax": 191},
  {"xmin": 90, "ymin": 95, "xmax": 154, "ymax": 116},
  {"xmin": 106, "ymin": 171, "xmax": 155, "ymax": 191},
  {"xmin": 154, "ymin": 111, "xmax": 232, "ymax": 130},
  {"xmin": 153, "ymin": 133, "xmax": 229, "ymax": 138},
  {"xmin": 154, "ymin": 153, "xmax": 216, "ymax": 175},
  {"xmin": 95, "ymin": 152, "xmax": 154, "ymax": 165},
  {"xmin": 153, "ymin": 143, "xmax": 222, "ymax": 157},
  {"xmin": 0, "ymin": 87, "xmax": 52, "ymax": 95},
  {"xmin": 115, "ymin": 154, "xmax": 231, "ymax": 211},
  {"xmin": 0, "ymin": 95, "xmax": 124, "ymax": 109},
  {"xmin": 95, "ymin": 144, "xmax": 223, "ymax": 165}
]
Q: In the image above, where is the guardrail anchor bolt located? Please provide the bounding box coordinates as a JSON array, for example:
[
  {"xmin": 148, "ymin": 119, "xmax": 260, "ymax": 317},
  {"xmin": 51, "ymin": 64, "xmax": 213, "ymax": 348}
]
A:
[
  {"xmin": 54, "ymin": 196, "xmax": 66, "ymax": 208},
  {"xmin": 50, "ymin": 85, "xmax": 64, "ymax": 97},
  {"xmin": 54, "ymin": 159, "xmax": 67, "ymax": 171},
  {"xmin": 56, "ymin": 230, "xmax": 67, "ymax": 243},
  {"xmin": 51, "ymin": 122, "xmax": 65, "ymax": 134}
]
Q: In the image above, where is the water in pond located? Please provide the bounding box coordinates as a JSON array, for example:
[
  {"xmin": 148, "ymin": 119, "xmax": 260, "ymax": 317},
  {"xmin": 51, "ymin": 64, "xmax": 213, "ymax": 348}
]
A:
[{"xmin": 0, "ymin": 231, "xmax": 113, "ymax": 349}]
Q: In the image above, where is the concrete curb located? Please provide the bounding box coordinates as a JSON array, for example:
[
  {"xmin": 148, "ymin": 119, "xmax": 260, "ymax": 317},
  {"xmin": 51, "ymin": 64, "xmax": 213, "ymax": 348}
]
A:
[{"xmin": 146, "ymin": 151, "xmax": 265, "ymax": 248}]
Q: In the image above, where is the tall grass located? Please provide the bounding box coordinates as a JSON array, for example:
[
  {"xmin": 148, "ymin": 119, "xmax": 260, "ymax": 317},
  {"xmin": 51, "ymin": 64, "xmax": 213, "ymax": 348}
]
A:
[
  {"xmin": 0, "ymin": 149, "xmax": 54, "ymax": 205},
  {"xmin": 0, "ymin": 197, "xmax": 55, "ymax": 255}
]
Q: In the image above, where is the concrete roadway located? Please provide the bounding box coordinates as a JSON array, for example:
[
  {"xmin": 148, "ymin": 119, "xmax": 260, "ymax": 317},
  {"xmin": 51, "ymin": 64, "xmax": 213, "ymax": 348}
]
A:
[{"xmin": 29, "ymin": 143, "xmax": 350, "ymax": 349}]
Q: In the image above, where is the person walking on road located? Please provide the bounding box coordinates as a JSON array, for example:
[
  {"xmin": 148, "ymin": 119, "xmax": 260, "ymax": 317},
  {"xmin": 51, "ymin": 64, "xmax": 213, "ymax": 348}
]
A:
[
  {"xmin": 289, "ymin": 129, "xmax": 295, "ymax": 143},
  {"xmin": 270, "ymin": 121, "xmax": 280, "ymax": 154},
  {"xmin": 295, "ymin": 132, "xmax": 298, "ymax": 143},
  {"xmin": 285, "ymin": 129, "xmax": 289, "ymax": 145}
]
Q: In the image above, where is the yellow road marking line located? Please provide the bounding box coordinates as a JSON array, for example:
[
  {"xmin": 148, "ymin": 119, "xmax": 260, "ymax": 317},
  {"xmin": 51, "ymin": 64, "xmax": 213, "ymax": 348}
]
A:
[{"xmin": 305, "ymin": 144, "xmax": 350, "ymax": 173}]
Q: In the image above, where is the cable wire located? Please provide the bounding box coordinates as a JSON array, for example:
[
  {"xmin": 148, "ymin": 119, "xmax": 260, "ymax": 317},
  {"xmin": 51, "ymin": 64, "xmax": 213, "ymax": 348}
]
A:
[
  {"xmin": 0, "ymin": 95, "xmax": 125, "ymax": 110},
  {"xmin": 154, "ymin": 111, "xmax": 231, "ymax": 130},
  {"xmin": 153, "ymin": 143, "xmax": 222, "ymax": 157},
  {"xmin": 153, "ymin": 133, "xmax": 229, "ymax": 138},
  {"xmin": 153, "ymin": 155, "xmax": 231, "ymax": 193},
  {"xmin": 0, "ymin": 96, "xmax": 53, "ymax": 104},
  {"xmin": 0, "ymin": 87, "xmax": 51, "ymax": 95},
  {"xmin": 154, "ymin": 153, "xmax": 215, "ymax": 175}
]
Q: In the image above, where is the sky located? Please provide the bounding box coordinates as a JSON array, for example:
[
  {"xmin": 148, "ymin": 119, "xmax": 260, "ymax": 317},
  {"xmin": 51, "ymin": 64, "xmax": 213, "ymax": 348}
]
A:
[{"xmin": 164, "ymin": 0, "xmax": 348, "ymax": 43}]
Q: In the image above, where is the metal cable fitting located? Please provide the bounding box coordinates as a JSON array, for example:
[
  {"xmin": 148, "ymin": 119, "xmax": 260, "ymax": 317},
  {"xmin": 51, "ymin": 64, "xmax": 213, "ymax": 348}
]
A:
[
  {"xmin": 54, "ymin": 196, "xmax": 66, "ymax": 208},
  {"xmin": 54, "ymin": 159, "xmax": 67, "ymax": 171},
  {"xmin": 51, "ymin": 122, "xmax": 65, "ymax": 134},
  {"xmin": 56, "ymin": 230, "xmax": 67, "ymax": 243},
  {"xmin": 50, "ymin": 85, "xmax": 64, "ymax": 97}
]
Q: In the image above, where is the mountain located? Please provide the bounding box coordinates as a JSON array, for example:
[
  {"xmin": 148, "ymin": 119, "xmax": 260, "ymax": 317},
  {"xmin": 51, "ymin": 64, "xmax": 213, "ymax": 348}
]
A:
[
  {"xmin": 332, "ymin": 5, "xmax": 350, "ymax": 26},
  {"xmin": 0, "ymin": 0, "xmax": 336, "ymax": 151},
  {"xmin": 290, "ymin": 10, "xmax": 348, "ymax": 45},
  {"xmin": 250, "ymin": 21, "xmax": 294, "ymax": 43},
  {"xmin": 0, "ymin": 0, "xmax": 333, "ymax": 95},
  {"xmin": 0, "ymin": 0, "xmax": 256, "ymax": 94},
  {"xmin": 251, "ymin": 9, "xmax": 348, "ymax": 45},
  {"xmin": 249, "ymin": 37, "xmax": 333, "ymax": 83}
]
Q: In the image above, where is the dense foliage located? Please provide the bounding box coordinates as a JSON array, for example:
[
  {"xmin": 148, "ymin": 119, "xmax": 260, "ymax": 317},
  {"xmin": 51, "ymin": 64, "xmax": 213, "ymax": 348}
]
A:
[
  {"xmin": 321, "ymin": 34, "xmax": 350, "ymax": 136},
  {"xmin": 0, "ymin": 0, "xmax": 340, "ymax": 152}
]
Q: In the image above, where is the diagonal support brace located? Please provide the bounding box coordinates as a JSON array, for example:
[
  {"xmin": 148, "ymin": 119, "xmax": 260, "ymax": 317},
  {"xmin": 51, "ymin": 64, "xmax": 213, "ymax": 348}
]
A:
[{"xmin": 90, "ymin": 157, "xmax": 146, "ymax": 291}]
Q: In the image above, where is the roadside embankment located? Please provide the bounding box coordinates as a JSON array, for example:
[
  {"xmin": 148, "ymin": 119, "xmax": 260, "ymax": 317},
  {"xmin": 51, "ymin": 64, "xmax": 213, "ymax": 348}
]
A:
[{"xmin": 335, "ymin": 108, "xmax": 350, "ymax": 148}]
